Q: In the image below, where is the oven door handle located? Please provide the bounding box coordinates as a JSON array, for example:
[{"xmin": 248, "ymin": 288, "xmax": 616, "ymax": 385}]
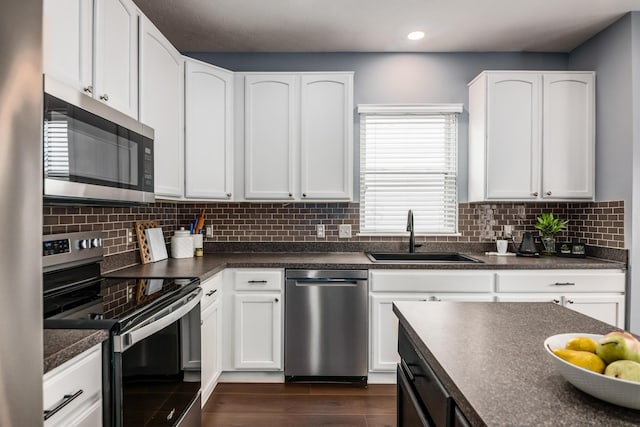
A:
[{"xmin": 114, "ymin": 288, "xmax": 202, "ymax": 353}]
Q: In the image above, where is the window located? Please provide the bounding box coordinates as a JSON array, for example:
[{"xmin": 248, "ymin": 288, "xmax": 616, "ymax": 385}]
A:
[{"xmin": 358, "ymin": 104, "xmax": 462, "ymax": 235}]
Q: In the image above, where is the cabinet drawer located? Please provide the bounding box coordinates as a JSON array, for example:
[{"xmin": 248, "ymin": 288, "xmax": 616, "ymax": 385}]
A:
[
  {"xmin": 496, "ymin": 270, "xmax": 625, "ymax": 293},
  {"xmin": 201, "ymin": 273, "xmax": 222, "ymax": 308},
  {"xmin": 233, "ymin": 269, "xmax": 283, "ymax": 291},
  {"xmin": 43, "ymin": 344, "xmax": 102, "ymax": 427},
  {"xmin": 370, "ymin": 270, "xmax": 494, "ymax": 293}
]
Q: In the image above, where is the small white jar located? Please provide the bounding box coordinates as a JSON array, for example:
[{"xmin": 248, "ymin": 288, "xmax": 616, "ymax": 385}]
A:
[{"xmin": 171, "ymin": 228, "xmax": 194, "ymax": 258}]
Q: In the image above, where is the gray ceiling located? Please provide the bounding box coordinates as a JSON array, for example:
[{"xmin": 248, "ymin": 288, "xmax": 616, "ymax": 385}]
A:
[{"xmin": 133, "ymin": 0, "xmax": 640, "ymax": 53}]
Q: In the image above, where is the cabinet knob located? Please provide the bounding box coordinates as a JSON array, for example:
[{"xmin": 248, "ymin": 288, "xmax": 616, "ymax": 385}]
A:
[
  {"xmin": 288, "ymin": 193, "xmax": 292, "ymax": 198},
  {"xmin": 532, "ymin": 192, "xmax": 538, "ymax": 197},
  {"xmin": 226, "ymin": 193, "xmax": 232, "ymax": 198},
  {"xmin": 545, "ymin": 191, "xmax": 552, "ymax": 196},
  {"xmin": 302, "ymin": 193, "xmax": 307, "ymax": 198},
  {"xmin": 567, "ymin": 300, "xmax": 574, "ymax": 304},
  {"xmin": 552, "ymin": 299, "xmax": 560, "ymax": 304},
  {"xmin": 275, "ymin": 298, "xmax": 279, "ymax": 302},
  {"xmin": 83, "ymin": 85, "xmax": 93, "ymax": 94},
  {"xmin": 100, "ymin": 93, "xmax": 109, "ymax": 101}
]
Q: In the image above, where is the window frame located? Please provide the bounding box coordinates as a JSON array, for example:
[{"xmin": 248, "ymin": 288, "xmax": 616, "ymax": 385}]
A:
[{"xmin": 357, "ymin": 103, "xmax": 463, "ymax": 236}]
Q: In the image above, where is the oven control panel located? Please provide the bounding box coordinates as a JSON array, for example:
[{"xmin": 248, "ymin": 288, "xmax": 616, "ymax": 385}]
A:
[
  {"xmin": 42, "ymin": 231, "xmax": 104, "ymax": 270},
  {"xmin": 43, "ymin": 238, "xmax": 70, "ymax": 256}
]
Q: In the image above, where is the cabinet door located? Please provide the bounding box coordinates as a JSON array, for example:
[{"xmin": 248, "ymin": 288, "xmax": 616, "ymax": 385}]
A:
[
  {"xmin": 139, "ymin": 16, "xmax": 184, "ymax": 198},
  {"xmin": 300, "ymin": 74, "xmax": 353, "ymax": 200},
  {"xmin": 486, "ymin": 73, "xmax": 541, "ymax": 199},
  {"xmin": 43, "ymin": 0, "xmax": 93, "ymax": 93},
  {"xmin": 93, "ymin": 0, "xmax": 139, "ymax": 118},
  {"xmin": 233, "ymin": 293, "xmax": 282, "ymax": 369},
  {"xmin": 563, "ymin": 294, "xmax": 625, "ymax": 328},
  {"xmin": 370, "ymin": 294, "xmax": 429, "ymax": 372},
  {"xmin": 542, "ymin": 73, "xmax": 595, "ymax": 199},
  {"xmin": 185, "ymin": 60, "xmax": 234, "ymax": 199},
  {"xmin": 201, "ymin": 298, "xmax": 221, "ymax": 406},
  {"xmin": 244, "ymin": 75, "xmax": 297, "ymax": 199},
  {"xmin": 496, "ymin": 294, "xmax": 562, "ymax": 304}
]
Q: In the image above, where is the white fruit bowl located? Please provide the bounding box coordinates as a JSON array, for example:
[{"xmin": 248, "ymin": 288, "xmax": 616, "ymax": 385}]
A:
[{"xmin": 544, "ymin": 333, "xmax": 640, "ymax": 410}]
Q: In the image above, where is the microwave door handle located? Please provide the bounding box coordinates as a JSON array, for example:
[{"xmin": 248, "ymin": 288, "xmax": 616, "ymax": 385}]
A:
[{"xmin": 114, "ymin": 289, "xmax": 202, "ymax": 353}]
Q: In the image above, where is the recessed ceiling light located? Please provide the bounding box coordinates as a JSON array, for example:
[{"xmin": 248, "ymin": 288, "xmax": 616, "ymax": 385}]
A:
[{"xmin": 407, "ymin": 31, "xmax": 425, "ymax": 41}]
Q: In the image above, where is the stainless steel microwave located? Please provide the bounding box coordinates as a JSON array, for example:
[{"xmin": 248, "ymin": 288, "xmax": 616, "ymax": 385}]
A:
[{"xmin": 43, "ymin": 76, "xmax": 155, "ymax": 204}]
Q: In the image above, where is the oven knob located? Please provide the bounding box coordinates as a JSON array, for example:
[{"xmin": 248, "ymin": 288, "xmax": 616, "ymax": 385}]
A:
[
  {"xmin": 91, "ymin": 238, "xmax": 102, "ymax": 248},
  {"xmin": 79, "ymin": 239, "xmax": 90, "ymax": 249}
]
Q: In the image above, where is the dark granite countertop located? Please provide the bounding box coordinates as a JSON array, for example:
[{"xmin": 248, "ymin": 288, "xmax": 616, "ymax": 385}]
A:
[
  {"xmin": 393, "ymin": 301, "xmax": 640, "ymax": 426},
  {"xmin": 45, "ymin": 252, "xmax": 622, "ymax": 372},
  {"xmin": 43, "ymin": 329, "xmax": 109, "ymax": 374},
  {"xmin": 103, "ymin": 252, "xmax": 625, "ymax": 281}
]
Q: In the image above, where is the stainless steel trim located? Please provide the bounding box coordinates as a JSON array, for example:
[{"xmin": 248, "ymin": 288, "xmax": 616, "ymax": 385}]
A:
[
  {"xmin": 44, "ymin": 75, "xmax": 154, "ymax": 139},
  {"xmin": 44, "ymin": 179, "xmax": 155, "ymax": 204},
  {"xmin": 114, "ymin": 288, "xmax": 202, "ymax": 353}
]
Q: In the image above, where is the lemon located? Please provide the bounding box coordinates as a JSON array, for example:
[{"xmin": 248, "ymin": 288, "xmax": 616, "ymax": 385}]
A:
[{"xmin": 565, "ymin": 336, "xmax": 597, "ymax": 353}]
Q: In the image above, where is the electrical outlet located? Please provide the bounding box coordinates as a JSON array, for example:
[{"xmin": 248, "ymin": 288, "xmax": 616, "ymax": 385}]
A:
[
  {"xmin": 127, "ymin": 229, "xmax": 134, "ymax": 243},
  {"xmin": 205, "ymin": 225, "xmax": 214, "ymax": 238},
  {"xmin": 316, "ymin": 224, "xmax": 325, "ymax": 238},
  {"xmin": 339, "ymin": 224, "xmax": 352, "ymax": 238},
  {"xmin": 503, "ymin": 224, "xmax": 513, "ymax": 238}
]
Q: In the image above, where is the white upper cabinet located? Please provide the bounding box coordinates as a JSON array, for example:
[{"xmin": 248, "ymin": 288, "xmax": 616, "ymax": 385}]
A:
[
  {"xmin": 43, "ymin": 0, "xmax": 139, "ymax": 119},
  {"xmin": 93, "ymin": 0, "xmax": 139, "ymax": 118},
  {"xmin": 139, "ymin": 15, "xmax": 184, "ymax": 198},
  {"xmin": 468, "ymin": 71, "xmax": 595, "ymax": 202},
  {"xmin": 243, "ymin": 72, "xmax": 354, "ymax": 201},
  {"xmin": 244, "ymin": 75, "xmax": 298, "ymax": 200},
  {"xmin": 185, "ymin": 59, "xmax": 234, "ymax": 199},
  {"xmin": 542, "ymin": 73, "xmax": 595, "ymax": 199},
  {"xmin": 43, "ymin": 0, "xmax": 93, "ymax": 93},
  {"xmin": 300, "ymin": 74, "xmax": 354, "ymax": 200}
]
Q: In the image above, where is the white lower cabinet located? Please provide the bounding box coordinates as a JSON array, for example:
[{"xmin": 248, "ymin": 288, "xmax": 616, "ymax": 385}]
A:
[
  {"xmin": 495, "ymin": 270, "xmax": 626, "ymax": 328},
  {"xmin": 200, "ymin": 273, "xmax": 223, "ymax": 406},
  {"xmin": 234, "ymin": 294, "xmax": 282, "ymax": 369},
  {"xmin": 369, "ymin": 270, "xmax": 495, "ymax": 373},
  {"xmin": 43, "ymin": 344, "xmax": 102, "ymax": 427},
  {"xmin": 224, "ymin": 269, "xmax": 284, "ymax": 371}
]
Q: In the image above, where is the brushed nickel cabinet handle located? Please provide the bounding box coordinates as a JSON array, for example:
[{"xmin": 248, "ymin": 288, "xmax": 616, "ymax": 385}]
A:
[
  {"xmin": 100, "ymin": 93, "xmax": 109, "ymax": 101},
  {"xmin": 532, "ymin": 192, "xmax": 538, "ymax": 197},
  {"xmin": 553, "ymin": 282, "xmax": 575, "ymax": 286},
  {"xmin": 226, "ymin": 193, "xmax": 231, "ymax": 198},
  {"xmin": 83, "ymin": 85, "xmax": 93, "ymax": 94},
  {"xmin": 206, "ymin": 289, "xmax": 217, "ymax": 296},
  {"xmin": 545, "ymin": 191, "xmax": 552, "ymax": 196},
  {"xmin": 552, "ymin": 299, "xmax": 560, "ymax": 304},
  {"xmin": 248, "ymin": 280, "xmax": 268, "ymax": 284}
]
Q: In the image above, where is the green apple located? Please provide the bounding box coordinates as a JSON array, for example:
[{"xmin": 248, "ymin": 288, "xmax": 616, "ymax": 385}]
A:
[
  {"xmin": 596, "ymin": 331, "xmax": 640, "ymax": 364},
  {"xmin": 604, "ymin": 360, "xmax": 640, "ymax": 383}
]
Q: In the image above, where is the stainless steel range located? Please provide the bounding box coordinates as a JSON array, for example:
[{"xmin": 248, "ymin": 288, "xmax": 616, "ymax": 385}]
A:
[{"xmin": 43, "ymin": 231, "xmax": 202, "ymax": 427}]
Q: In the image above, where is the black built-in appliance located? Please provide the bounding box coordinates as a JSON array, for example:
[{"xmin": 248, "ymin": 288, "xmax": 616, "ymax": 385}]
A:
[{"xmin": 43, "ymin": 231, "xmax": 202, "ymax": 427}]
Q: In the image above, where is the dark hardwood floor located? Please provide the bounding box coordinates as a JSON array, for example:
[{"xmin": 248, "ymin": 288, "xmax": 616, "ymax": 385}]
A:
[{"xmin": 202, "ymin": 382, "xmax": 397, "ymax": 427}]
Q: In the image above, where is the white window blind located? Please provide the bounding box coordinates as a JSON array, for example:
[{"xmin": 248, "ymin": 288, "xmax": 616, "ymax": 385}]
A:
[{"xmin": 359, "ymin": 104, "xmax": 461, "ymax": 235}]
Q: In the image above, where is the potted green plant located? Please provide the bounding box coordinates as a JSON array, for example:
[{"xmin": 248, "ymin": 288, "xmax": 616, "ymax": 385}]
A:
[{"xmin": 534, "ymin": 213, "xmax": 568, "ymax": 255}]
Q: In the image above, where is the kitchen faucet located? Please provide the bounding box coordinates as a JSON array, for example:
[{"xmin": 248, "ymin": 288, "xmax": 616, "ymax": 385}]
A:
[{"xmin": 407, "ymin": 209, "xmax": 415, "ymax": 253}]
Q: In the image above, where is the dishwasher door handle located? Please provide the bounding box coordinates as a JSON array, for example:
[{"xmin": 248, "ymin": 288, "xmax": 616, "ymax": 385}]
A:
[{"xmin": 293, "ymin": 279, "xmax": 362, "ymax": 286}]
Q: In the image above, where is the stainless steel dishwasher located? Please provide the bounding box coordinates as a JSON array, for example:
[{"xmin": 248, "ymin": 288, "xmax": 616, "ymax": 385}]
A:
[{"xmin": 285, "ymin": 269, "xmax": 368, "ymax": 383}]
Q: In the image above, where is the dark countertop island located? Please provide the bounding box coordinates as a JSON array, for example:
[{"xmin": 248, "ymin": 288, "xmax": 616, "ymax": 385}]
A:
[{"xmin": 393, "ymin": 301, "xmax": 640, "ymax": 426}]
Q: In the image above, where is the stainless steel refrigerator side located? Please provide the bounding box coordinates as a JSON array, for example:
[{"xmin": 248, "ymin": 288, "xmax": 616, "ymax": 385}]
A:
[{"xmin": 0, "ymin": 0, "xmax": 43, "ymax": 426}]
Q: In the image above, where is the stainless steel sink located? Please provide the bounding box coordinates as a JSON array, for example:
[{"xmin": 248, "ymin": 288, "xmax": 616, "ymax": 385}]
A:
[{"xmin": 366, "ymin": 252, "xmax": 483, "ymax": 263}]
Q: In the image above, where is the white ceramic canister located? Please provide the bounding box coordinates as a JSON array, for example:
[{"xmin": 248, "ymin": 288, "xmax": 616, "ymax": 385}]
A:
[{"xmin": 171, "ymin": 228, "xmax": 194, "ymax": 258}]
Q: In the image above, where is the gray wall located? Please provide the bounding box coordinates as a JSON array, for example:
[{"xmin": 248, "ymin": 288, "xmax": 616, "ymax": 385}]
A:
[
  {"xmin": 188, "ymin": 52, "xmax": 567, "ymax": 200},
  {"xmin": 568, "ymin": 13, "xmax": 639, "ymax": 333}
]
